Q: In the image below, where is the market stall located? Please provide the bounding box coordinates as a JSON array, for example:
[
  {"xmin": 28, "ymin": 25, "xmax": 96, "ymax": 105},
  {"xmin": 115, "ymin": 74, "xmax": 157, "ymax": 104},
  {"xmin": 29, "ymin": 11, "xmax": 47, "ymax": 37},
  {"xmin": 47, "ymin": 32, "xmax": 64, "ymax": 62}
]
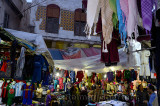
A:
[{"xmin": 0, "ymin": 28, "xmax": 54, "ymax": 105}]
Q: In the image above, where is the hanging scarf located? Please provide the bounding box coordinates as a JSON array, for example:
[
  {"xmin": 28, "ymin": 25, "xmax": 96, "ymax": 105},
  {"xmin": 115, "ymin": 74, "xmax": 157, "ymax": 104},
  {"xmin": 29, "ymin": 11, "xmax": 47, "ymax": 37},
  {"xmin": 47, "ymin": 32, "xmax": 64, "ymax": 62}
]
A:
[
  {"xmin": 141, "ymin": 0, "xmax": 153, "ymax": 32},
  {"xmin": 101, "ymin": 0, "xmax": 113, "ymax": 47},
  {"xmin": 120, "ymin": 0, "xmax": 129, "ymax": 26},
  {"xmin": 116, "ymin": 0, "xmax": 127, "ymax": 45},
  {"xmin": 109, "ymin": 0, "xmax": 118, "ymax": 28},
  {"xmin": 85, "ymin": 0, "xmax": 100, "ymax": 38},
  {"xmin": 127, "ymin": 0, "xmax": 139, "ymax": 38}
]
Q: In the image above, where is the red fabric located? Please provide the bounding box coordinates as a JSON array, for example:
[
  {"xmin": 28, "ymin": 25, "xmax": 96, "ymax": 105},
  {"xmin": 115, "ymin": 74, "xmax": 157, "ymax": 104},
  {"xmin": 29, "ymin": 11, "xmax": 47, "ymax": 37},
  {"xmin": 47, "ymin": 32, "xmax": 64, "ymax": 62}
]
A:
[
  {"xmin": 61, "ymin": 49, "xmax": 81, "ymax": 60},
  {"xmin": 76, "ymin": 71, "xmax": 84, "ymax": 82},
  {"xmin": 25, "ymin": 85, "xmax": 29, "ymax": 98},
  {"xmin": 58, "ymin": 78, "xmax": 63, "ymax": 89},
  {"xmin": 82, "ymin": 48, "xmax": 99, "ymax": 57},
  {"xmin": 15, "ymin": 80, "xmax": 26, "ymax": 83},
  {"xmin": 101, "ymin": 30, "xmax": 120, "ymax": 63},
  {"xmin": 2, "ymin": 82, "xmax": 8, "ymax": 98},
  {"xmin": 64, "ymin": 70, "xmax": 69, "ymax": 77},
  {"xmin": 1, "ymin": 61, "xmax": 7, "ymax": 72}
]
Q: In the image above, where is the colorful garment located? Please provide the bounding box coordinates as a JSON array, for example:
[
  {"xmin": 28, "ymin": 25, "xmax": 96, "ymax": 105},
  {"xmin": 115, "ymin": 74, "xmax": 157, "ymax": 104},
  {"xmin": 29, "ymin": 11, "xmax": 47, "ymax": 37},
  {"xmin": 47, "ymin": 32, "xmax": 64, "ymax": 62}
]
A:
[
  {"xmin": 123, "ymin": 70, "xmax": 131, "ymax": 80},
  {"xmin": 101, "ymin": 30, "xmax": 120, "ymax": 63},
  {"xmin": 127, "ymin": 0, "xmax": 139, "ymax": 38},
  {"xmin": 76, "ymin": 71, "xmax": 84, "ymax": 82},
  {"xmin": 58, "ymin": 78, "xmax": 63, "ymax": 89},
  {"xmin": 15, "ymin": 82, "xmax": 25, "ymax": 97},
  {"xmin": 70, "ymin": 71, "xmax": 75, "ymax": 83},
  {"xmin": 22, "ymin": 84, "xmax": 34, "ymax": 105},
  {"xmin": 116, "ymin": 70, "xmax": 122, "ymax": 82},
  {"xmin": 54, "ymin": 80, "xmax": 58, "ymax": 90},
  {"xmin": 0, "ymin": 61, "xmax": 7, "ymax": 72},
  {"xmin": 1, "ymin": 82, "xmax": 9, "ymax": 103},
  {"xmin": 141, "ymin": 0, "xmax": 153, "ymax": 32},
  {"xmin": 107, "ymin": 72, "xmax": 114, "ymax": 82},
  {"xmin": 7, "ymin": 83, "xmax": 15, "ymax": 105}
]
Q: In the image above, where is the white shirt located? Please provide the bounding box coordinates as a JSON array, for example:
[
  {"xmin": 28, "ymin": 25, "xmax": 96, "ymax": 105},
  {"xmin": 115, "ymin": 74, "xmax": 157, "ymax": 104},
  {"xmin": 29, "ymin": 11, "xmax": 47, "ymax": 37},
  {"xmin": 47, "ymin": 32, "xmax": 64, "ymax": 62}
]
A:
[
  {"xmin": 15, "ymin": 82, "xmax": 24, "ymax": 97},
  {"xmin": 0, "ymin": 80, "xmax": 4, "ymax": 96},
  {"xmin": 128, "ymin": 40, "xmax": 141, "ymax": 67}
]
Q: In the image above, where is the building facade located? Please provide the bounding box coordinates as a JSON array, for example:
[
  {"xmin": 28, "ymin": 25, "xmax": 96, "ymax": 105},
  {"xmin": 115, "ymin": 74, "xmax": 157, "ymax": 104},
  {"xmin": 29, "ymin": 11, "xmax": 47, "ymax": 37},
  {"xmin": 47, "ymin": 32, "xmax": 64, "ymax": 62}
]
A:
[
  {"xmin": 0, "ymin": 0, "xmax": 31, "ymax": 32},
  {"xmin": 29, "ymin": 0, "xmax": 101, "ymax": 49}
]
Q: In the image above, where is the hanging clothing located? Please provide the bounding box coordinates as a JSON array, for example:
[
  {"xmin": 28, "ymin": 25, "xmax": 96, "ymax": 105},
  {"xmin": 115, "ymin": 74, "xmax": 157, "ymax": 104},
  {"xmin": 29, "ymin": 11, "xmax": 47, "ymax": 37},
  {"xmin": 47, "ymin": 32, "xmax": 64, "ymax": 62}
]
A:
[
  {"xmin": 107, "ymin": 72, "xmax": 114, "ymax": 82},
  {"xmin": 130, "ymin": 69, "xmax": 137, "ymax": 81},
  {"xmin": 116, "ymin": 0, "xmax": 127, "ymax": 44},
  {"xmin": 70, "ymin": 71, "xmax": 75, "ymax": 83},
  {"xmin": 141, "ymin": 0, "xmax": 153, "ymax": 32},
  {"xmin": 109, "ymin": 0, "xmax": 118, "ymax": 28},
  {"xmin": 128, "ymin": 40, "xmax": 141, "ymax": 67},
  {"xmin": 0, "ymin": 61, "xmax": 7, "ymax": 72},
  {"xmin": 7, "ymin": 83, "xmax": 16, "ymax": 106},
  {"xmin": 15, "ymin": 82, "xmax": 25, "ymax": 97},
  {"xmin": 15, "ymin": 47, "xmax": 26, "ymax": 78},
  {"xmin": 140, "ymin": 50, "xmax": 151, "ymax": 77},
  {"xmin": 1, "ymin": 82, "xmax": 9, "ymax": 103},
  {"xmin": 127, "ymin": 0, "xmax": 139, "ymax": 38},
  {"xmin": 86, "ymin": 0, "xmax": 113, "ymax": 48},
  {"xmin": 120, "ymin": 0, "xmax": 129, "ymax": 26},
  {"xmin": 116, "ymin": 70, "xmax": 122, "ymax": 82},
  {"xmin": 58, "ymin": 78, "xmax": 63, "ymax": 90},
  {"xmin": 0, "ymin": 80, "xmax": 4, "ymax": 104},
  {"xmin": 101, "ymin": 30, "xmax": 120, "ymax": 63},
  {"xmin": 76, "ymin": 71, "xmax": 84, "ymax": 82},
  {"xmin": 22, "ymin": 84, "xmax": 34, "ymax": 105}
]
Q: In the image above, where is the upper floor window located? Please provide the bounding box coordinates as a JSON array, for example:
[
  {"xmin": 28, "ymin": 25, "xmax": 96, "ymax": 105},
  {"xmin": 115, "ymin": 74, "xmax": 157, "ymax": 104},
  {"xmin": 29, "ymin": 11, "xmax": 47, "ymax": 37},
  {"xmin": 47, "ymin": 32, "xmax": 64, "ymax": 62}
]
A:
[
  {"xmin": 74, "ymin": 9, "xmax": 86, "ymax": 36},
  {"xmin": 45, "ymin": 4, "xmax": 60, "ymax": 34}
]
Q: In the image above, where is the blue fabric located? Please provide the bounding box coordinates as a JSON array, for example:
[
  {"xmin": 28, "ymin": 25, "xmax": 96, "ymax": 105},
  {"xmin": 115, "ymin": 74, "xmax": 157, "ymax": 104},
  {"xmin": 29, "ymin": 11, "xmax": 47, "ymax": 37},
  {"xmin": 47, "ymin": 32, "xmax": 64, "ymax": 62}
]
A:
[
  {"xmin": 23, "ymin": 43, "xmax": 36, "ymax": 51},
  {"xmin": 54, "ymin": 80, "xmax": 58, "ymax": 89},
  {"xmin": 32, "ymin": 62, "xmax": 42, "ymax": 83},
  {"xmin": 116, "ymin": 0, "xmax": 127, "ymax": 46},
  {"xmin": 130, "ymin": 69, "xmax": 137, "ymax": 81},
  {"xmin": 148, "ymin": 93, "xmax": 156, "ymax": 106},
  {"xmin": 48, "ymin": 49, "xmax": 64, "ymax": 60},
  {"xmin": 32, "ymin": 55, "xmax": 47, "ymax": 83},
  {"xmin": 70, "ymin": 71, "xmax": 75, "ymax": 83},
  {"xmin": 22, "ymin": 84, "xmax": 33, "ymax": 105}
]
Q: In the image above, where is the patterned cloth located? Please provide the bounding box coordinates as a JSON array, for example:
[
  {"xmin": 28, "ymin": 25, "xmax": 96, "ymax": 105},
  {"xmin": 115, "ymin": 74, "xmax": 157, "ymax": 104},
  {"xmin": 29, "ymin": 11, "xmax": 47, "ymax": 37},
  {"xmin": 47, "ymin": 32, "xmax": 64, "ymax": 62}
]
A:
[
  {"xmin": 60, "ymin": 10, "xmax": 74, "ymax": 31},
  {"xmin": 141, "ymin": 0, "xmax": 153, "ymax": 32},
  {"xmin": 120, "ymin": 0, "xmax": 129, "ymax": 26},
  {"xmin": 60, "ymin": 48, "xmax": 81, "ymax": 59},
  {"xmin": 101, "ymin": 0, "xmax": 113, "ymax": 46},
  {"xmin": 36, "ymin": 6, "xmax": 46, "ymax": 30}
]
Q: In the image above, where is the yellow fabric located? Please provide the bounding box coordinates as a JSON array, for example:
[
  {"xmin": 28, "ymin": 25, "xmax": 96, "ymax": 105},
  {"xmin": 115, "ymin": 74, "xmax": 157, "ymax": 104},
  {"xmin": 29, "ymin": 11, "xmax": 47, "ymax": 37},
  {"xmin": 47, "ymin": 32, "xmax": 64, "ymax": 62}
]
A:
[{"xmin": 98, "ymin": 73, "xmax": 102, "ymax": 80}]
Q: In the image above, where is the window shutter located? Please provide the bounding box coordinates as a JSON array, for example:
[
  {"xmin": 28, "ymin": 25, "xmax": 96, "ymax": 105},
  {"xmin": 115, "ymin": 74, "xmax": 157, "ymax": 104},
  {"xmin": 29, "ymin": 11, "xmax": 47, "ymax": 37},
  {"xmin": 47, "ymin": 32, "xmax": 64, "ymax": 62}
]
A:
[
  {"xmin": 74, "ymin": 22, "xmax": 81, "ymax": 36},
  {"xmin": 46, "ymin": 17, "xmax": 59, "ymax": 33},
  {"xmin": 81, "ymin": 12, "xmax": 86, "ymax": 22},
  {"xmin": 80, "ymin": 22, "xmax": 86, "ymax": 36}
]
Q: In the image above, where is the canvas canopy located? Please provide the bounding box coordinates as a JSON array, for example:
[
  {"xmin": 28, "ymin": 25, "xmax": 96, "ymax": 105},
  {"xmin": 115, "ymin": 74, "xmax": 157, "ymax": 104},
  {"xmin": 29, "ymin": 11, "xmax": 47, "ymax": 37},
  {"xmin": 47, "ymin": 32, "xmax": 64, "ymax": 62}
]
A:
[
  {"xmin": 54, "ymin": 48, "xmax": 129, "ymax": 73},
  {"xmin": 4, "ymin": 28, "xmax": 54, "ymax": 69}
]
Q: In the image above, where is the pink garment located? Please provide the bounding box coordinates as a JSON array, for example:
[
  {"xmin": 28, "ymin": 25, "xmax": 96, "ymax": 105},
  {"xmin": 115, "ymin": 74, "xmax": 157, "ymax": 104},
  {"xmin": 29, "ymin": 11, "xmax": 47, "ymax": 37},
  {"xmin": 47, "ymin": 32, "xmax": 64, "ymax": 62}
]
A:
[
  {"xmin": 127, "ymin": 0, "xmax": 139, "ymax": 38},
  {"xmin": 82, "ymin": 48, "xmax": 99, "ymax": 57},
  {"xmin": 120, "ymin": 0, "xmax": 129, "ymax": 26}
]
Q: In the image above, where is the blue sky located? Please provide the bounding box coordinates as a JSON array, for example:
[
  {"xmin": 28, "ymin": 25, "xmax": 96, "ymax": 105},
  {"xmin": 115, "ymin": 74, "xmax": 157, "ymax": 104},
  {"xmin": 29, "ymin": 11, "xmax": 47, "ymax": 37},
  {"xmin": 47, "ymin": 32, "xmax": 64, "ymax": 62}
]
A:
[{"xmin": 26, "ymin": 0, "xmax": 32, "ymax": 2}]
